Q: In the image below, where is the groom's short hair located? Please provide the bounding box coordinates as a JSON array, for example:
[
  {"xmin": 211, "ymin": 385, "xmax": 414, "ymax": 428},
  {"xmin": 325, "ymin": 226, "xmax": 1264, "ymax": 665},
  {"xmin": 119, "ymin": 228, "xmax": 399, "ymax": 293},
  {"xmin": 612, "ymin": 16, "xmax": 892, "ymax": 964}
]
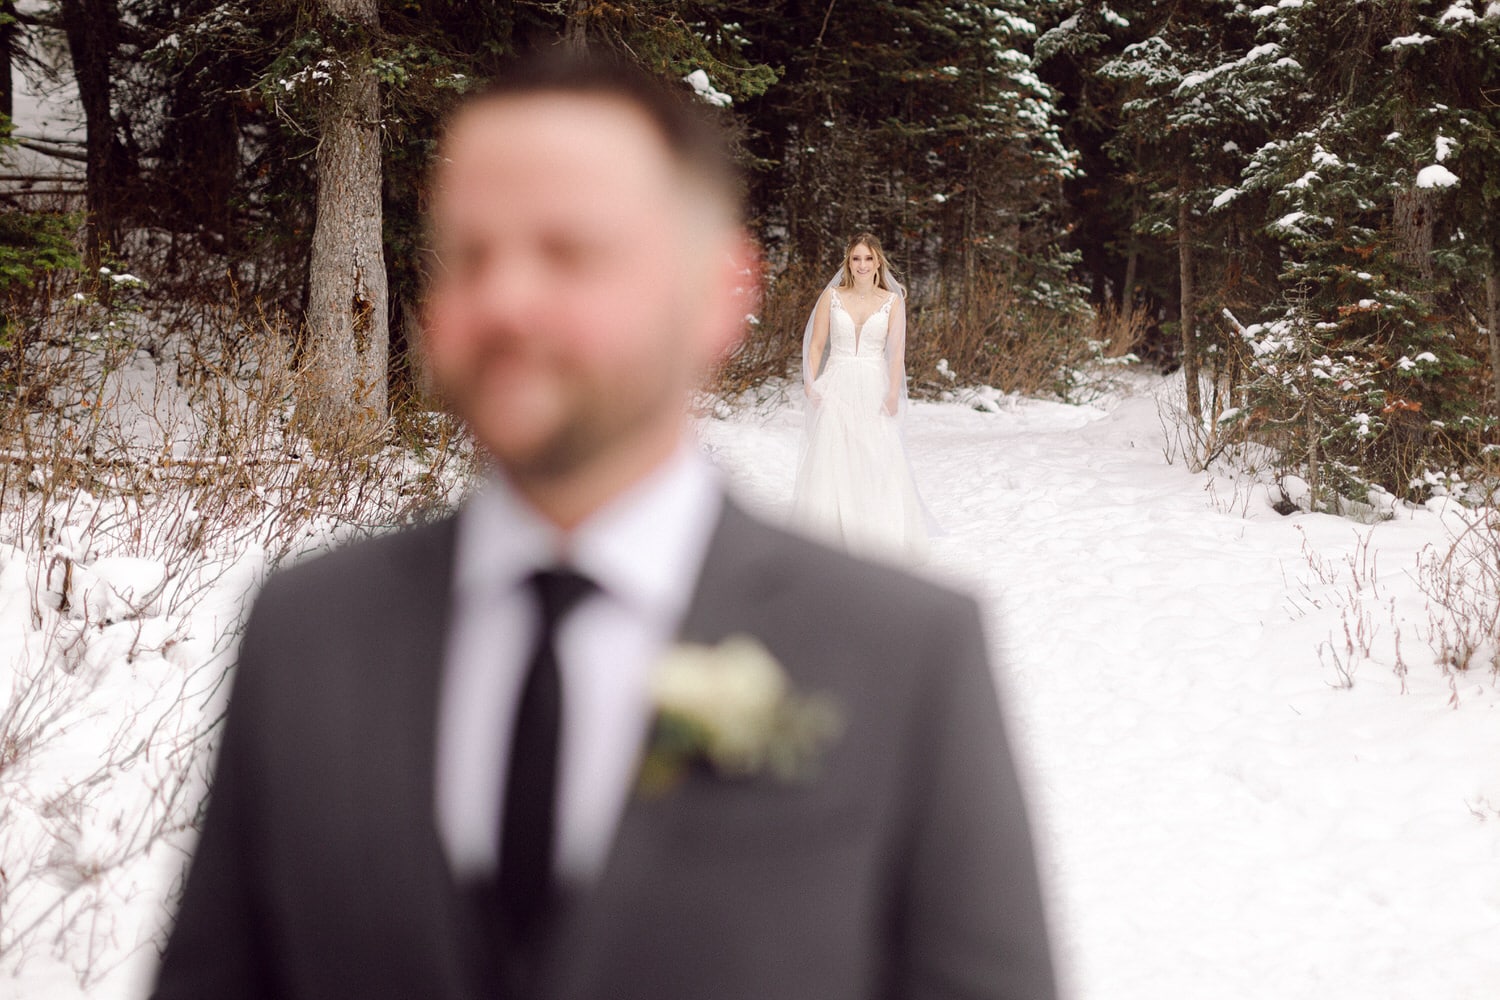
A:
[{"xmin": 450, "ymin": 51, "xmax": 743, "ymax": 218}]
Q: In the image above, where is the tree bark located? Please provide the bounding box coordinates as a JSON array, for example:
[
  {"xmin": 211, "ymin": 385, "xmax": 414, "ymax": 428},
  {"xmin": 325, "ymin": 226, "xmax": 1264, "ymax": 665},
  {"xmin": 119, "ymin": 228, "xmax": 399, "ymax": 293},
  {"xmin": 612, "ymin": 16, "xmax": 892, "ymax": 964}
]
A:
[
  {"xmin": 1487, "ymin": 267, "xmax": 1500, "ymax": 421},
  {"xmin": 58, "ymin": 0, "xmax": 122, "ymax": 265},
  {"xmin": 1390, "ymin": 2, "xmax": 1435, "ymax": 306},
  {"xmin": 1, "ymin": 1, "xmax": 17, "ymax": 122},
  {"xmin": 1121, "ymin": 137, "xmax": 1143, "ymax": 331},
  {"xmin": 1121, "ymin": 218, "xmax": 1139, "ymax": 332},
  {"xmin": 1393, "ymin": 187, "xmax": 1435, "ymax": 300},
  {"xmin": 1305, "ymin": 402, "xmax": 1320, "ymax": 512},
  {"xmin": 1178, "ymin": 168, "xmax": 1202, "ymax": 423},
  {"xmin": 299, "ymin": 0, "xmax": 388, "ymax": 446}
]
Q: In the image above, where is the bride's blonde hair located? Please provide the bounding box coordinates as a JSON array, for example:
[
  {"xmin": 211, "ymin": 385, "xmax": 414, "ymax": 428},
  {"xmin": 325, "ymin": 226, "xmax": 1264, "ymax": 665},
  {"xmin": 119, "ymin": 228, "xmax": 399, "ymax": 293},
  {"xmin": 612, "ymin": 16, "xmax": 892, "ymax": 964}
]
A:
[{"xmin": 838, "ymin": 232, "xmax": 898, "ymax": 293}]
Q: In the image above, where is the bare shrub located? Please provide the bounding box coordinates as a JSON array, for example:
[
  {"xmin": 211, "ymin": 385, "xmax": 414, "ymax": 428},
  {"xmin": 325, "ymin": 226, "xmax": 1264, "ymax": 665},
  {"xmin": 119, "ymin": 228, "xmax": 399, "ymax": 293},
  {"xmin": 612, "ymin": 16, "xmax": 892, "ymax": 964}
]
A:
[
  {"xmin": 1152, "ymin": 309, "xmax": 1269, "ymax": 475},
  {"xmin": 1290, "ymin": 507, "xmax": 1499, "ymax": 701},
  {"xmin": 1289, "ymin": 526, "xmax": 1402, "ymax": 690},
  {"xmin": 714, "ymin": 262, "xmax": 1102, "ymax": 405},
  {"xmin": 1092, "ymin": 298, "xmax": 1150, "ymax": 360},
  {"xmin": 1417, "ymin": 508, "xmax": 1500, "ymax": 679},
  {"xmin": 0, "ymin": 281, "xmax": 473, "ymax": 985},
  {"xmin": 907, "ymin": 270, "xmax": 1099, "ymax": 401},
  {"xmin": 712, "ymin": 261, "xmax": 814, "ymax": 400}
]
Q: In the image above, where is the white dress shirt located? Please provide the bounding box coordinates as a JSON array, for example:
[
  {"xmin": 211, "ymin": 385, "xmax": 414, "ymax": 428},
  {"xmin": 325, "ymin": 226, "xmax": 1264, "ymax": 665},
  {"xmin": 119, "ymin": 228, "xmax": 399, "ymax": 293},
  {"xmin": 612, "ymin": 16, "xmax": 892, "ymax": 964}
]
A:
[{"xmin": 435, "ymin": 444, "xmax": 723, "ymax": 886}]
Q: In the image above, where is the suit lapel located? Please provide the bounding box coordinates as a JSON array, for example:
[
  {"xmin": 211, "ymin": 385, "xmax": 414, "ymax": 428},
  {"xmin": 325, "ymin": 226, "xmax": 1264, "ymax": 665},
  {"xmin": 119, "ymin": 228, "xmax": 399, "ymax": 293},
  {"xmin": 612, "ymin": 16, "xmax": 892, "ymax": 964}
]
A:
[
  {"xmin": 346, "ymin": 516, "xmax": 455, "ymax": 838},
  {"xmin": 355, "ymin": 516, "xmax": 485, "ymax": 998},
  {"xmin": 374, "ymin": 504, "xmax": 795, "ymax": 1000},
  {"xmin": 546, "ymin": 500, "xmax": 806, "ymax": 999},
  {"xmin": 675, "ymin": 498, "xmax": 788, "ymax": 645}
]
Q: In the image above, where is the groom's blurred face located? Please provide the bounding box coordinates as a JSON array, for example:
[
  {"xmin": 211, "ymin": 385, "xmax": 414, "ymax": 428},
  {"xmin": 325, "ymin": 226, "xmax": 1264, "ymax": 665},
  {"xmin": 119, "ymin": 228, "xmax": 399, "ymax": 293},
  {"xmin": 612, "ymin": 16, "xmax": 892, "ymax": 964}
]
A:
[{"xmin": 422, "ymin": 91, "xmax": 748, "ymax": 484}]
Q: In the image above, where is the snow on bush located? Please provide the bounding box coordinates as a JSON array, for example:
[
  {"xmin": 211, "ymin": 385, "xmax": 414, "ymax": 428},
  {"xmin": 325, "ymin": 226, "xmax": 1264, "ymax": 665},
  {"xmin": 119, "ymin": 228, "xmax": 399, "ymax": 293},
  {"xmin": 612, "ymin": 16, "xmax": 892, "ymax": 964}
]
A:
[
  {"xmin": 1414, "ymin": 163, "xmax": 1459, "ymax": 188},
  {"xmin": 0, "ymin": 294, "xmax": 473, "ymax": 990}
]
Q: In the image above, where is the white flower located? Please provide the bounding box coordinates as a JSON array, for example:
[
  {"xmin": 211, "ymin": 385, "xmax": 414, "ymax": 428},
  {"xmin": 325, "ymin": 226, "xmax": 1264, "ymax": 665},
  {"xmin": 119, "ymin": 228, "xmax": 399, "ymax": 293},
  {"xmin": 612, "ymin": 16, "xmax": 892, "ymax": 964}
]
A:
[
  {"xmin": 651, "ymin": 635, "xmax": 788, "ymax": 769},
  {"xmin": 641, "ymin": 635, "xmax": 843, "ymax": 793}
]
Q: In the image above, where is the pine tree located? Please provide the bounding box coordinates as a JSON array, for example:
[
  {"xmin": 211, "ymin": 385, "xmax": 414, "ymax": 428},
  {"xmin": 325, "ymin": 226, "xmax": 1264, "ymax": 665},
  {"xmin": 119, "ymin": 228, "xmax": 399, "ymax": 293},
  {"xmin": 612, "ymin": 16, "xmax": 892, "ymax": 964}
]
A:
[
  {"xmin": 1087, "ymin": 0, "xmax": 1272, "ymax": 424},
  {"xmin": 1423, "ymin": 0, "xmax": 1500, "ymax": 421},
  {"xmin": 0, "ymin": 114, "xmax": 82, "ymax": 373},
  {"xmin": 126, "ymin": 0, "xmax": 780, "ymax": 424},
  {"xmin": 56, "ymin": 0, "xmax": 128, "ymax": 265},
  {"xmin": 296, "ymin": 0, "xmax": 387, "ymax": 445},
  {"xmin": 1231, "ymin": 0, "xmax": 1499, "ymax": 498},
  {"xmin": 732, "ymin": 0, "xmax": 1082, "ymax": 385},
  {"xmin": 1042, "ymin": 0, "xmax": 1500, "ymax": 501}
]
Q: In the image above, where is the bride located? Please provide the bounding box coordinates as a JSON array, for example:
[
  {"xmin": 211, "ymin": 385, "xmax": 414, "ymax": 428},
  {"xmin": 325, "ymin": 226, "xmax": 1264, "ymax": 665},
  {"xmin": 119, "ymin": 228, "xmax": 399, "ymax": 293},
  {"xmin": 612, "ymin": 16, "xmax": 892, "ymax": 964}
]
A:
[{"xmin": 791, "ymin": 233, "xmax": 930, "ymax": 562}]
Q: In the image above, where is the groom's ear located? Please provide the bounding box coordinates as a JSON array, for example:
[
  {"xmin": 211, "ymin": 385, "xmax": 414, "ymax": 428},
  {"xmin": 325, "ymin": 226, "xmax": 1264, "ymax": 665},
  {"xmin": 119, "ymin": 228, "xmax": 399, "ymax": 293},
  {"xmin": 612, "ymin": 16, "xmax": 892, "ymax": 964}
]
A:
[{"xmin": 701, "ymin": 228, "xmax": 762, "ymax": 365}]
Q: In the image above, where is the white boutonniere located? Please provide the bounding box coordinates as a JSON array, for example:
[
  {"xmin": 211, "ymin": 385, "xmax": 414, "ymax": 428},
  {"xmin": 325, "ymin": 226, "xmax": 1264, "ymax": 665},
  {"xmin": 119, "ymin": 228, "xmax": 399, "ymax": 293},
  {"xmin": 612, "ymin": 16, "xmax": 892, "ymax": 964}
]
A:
[{"xmin": 638, "ymin": 634, "xmax": 844, "ymax": 797}]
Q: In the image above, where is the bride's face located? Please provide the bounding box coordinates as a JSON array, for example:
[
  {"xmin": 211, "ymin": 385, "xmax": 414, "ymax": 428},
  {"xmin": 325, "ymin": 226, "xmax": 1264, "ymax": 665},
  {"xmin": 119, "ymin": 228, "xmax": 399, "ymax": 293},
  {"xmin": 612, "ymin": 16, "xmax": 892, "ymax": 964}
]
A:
[{"xmin": 847, "ymin": 244, "xmax": 878, "ymax": 285}]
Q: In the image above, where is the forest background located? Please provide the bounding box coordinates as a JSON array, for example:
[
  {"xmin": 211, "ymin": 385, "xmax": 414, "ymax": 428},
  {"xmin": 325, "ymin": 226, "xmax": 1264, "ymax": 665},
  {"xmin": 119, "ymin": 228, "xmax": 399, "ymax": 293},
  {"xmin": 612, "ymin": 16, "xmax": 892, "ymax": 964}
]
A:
[
  {"xmin": 4, "ymin": 0, "xmax": 1500, "ymax": 516},
  {"xmin": 3, "ymin": 3, "xmax": 1500, "ymax": 993}
]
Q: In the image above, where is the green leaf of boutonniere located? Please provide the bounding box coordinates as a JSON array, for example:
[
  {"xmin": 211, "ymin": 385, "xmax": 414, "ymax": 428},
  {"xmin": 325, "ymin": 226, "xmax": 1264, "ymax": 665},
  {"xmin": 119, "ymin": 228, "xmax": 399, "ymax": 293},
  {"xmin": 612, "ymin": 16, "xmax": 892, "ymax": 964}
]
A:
[{"xmin": 638, "ymin": 634, "xmax": 844, "ymax": 797}]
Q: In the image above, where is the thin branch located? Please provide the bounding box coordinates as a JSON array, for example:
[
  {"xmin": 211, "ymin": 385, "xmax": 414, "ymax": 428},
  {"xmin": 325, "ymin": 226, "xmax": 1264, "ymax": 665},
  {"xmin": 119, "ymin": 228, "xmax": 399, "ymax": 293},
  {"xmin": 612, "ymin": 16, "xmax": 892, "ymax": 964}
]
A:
[
  {"xmin": 813, "ymin": 0, "xmax": 838, "ymax": 51},
  {"xmin": 0, "ymin": 172, "xmax": 83, "ymax": 181},
  {"xmin": 0, "ymin": 188, "xmax": 85, "ymax": 197},
  {"xmin": 11, "ymin": 10, "xmax": 59, "ymax": 29},
  {"xmin": 14, "ymin": 139, "xmax": 89, "ymax": 163},
  {"xmin": 12, "ymin": 133, "xmax": 85, "ymax": 146}
]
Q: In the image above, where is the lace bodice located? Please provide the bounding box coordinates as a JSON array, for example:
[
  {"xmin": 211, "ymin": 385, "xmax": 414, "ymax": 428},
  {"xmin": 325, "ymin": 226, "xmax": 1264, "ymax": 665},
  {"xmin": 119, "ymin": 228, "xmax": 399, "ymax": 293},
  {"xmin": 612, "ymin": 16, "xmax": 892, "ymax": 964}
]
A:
[{"xmin": 829, "ymin": 289, "xmax": 895, "ymax": 359}]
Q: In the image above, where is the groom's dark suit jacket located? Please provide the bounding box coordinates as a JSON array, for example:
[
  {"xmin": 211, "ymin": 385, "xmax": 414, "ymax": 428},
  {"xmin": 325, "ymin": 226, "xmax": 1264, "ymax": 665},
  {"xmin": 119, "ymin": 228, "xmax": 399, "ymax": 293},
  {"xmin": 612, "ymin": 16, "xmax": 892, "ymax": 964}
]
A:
[{"xmin": 151, "ymin": 500, "xmax": 1057, "ymax": 1000}]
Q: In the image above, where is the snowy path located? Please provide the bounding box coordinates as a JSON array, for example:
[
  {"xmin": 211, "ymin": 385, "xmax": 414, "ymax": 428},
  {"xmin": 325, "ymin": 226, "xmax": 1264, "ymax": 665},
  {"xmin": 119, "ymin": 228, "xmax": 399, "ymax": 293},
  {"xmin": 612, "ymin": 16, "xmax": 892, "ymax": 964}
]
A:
[
  {"xmin": 700, "ymin": 379, "xmax": 1500, "ymax": 1000},
  {"xmin": 6, "ymin": 375, "xmax": 1497, "ymax": 1000}
]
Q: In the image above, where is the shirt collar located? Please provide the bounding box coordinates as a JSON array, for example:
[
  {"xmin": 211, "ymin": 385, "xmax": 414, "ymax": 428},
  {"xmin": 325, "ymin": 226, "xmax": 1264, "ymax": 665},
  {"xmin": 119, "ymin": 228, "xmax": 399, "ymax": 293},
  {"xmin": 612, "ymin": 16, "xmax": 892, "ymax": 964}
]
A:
[{"xmin": 454, "ymin": 441, "xmax": 724, "ymax": 624}]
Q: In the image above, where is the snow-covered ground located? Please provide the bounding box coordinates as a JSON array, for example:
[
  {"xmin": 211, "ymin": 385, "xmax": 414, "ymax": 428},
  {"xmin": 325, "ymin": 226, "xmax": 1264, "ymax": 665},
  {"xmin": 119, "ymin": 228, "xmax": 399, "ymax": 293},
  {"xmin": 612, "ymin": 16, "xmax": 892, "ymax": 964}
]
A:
[
  {"xmin": 4, "ymin": 372, "xmax": 1498, "ymax": 999},
  {"xmin": 702, "ymin": 376, "xmax": 1500, "ymax": 1000}
]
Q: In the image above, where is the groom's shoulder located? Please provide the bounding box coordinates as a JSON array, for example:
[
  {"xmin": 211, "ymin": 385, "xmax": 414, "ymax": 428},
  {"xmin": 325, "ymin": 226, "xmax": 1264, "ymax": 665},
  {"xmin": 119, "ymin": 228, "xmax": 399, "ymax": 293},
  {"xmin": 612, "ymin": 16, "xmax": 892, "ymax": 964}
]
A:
[
  {"xmin": 251, "ymin": 513, "xmax": 457, "ymax": 614},
  {"xmin": 718, "ymin": 507, "xmax": 991, "ymax": 706},
  {"xmin": 725, "ymin": 503, "xmax": 976, "ymax": 620}
]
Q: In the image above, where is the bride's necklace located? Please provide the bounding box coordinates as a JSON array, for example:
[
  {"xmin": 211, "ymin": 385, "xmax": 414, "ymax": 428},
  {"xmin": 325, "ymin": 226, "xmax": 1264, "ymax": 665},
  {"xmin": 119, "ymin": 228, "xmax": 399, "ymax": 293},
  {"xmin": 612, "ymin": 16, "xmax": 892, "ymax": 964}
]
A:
[{"xmin": 843, "ymin": 284, "xmax": 885, "ymax": 326}]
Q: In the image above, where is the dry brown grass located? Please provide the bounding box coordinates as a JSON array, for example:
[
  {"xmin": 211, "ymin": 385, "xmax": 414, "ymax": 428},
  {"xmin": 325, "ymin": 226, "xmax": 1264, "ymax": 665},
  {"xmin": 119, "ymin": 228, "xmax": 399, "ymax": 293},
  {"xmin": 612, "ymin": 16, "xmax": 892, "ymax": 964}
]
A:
[
  {"xmin": 1419, "ymin": 510, "xmax": 1500, "ymax": 679},
  {"xmin": 1091, "ymin": 299, "xmax": 1151, "ymax": 360},
  {"xmin": 713, "ymin": 264, "xmax": 1099, "ymax": 402},
  {"xmin": 0, "ymin": 281, "xmax": 474, "ymax": 982},
  {"xmin": 906, "ymin": 271, "xmax": 1096, "ymax": 400},
  {"xmin": 713, "ymin": 261, "xmax": 819, "ymax": 398}
]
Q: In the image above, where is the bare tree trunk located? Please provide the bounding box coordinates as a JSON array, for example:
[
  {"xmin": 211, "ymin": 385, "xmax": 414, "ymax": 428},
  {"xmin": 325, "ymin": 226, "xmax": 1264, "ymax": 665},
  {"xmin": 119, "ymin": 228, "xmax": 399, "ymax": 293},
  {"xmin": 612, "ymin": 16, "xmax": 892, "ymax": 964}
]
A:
[
  {"xmin": 1178, "ymin": 168, "xmax": 1202, "ymax": 423},
  {"xmin": 1121, "ymin": 220, "xmax": 1139, "ymax": 331},
  {"xmin": 1305, "ymin": 403, "xmax": 1320, "ymax": 512},
  {"xmin": 1393, "ymin": 187, "xmax": 1435, "ymax": 301},
  {"xmin": 58, "ymin": 0, "xmax": 121, "ymax": 266},
  {"xmin": 1121, "ymin": 137, "xmax": 1143, "ymax": 331},
  {"xmin": 1390, "ymin": 2, "xmax": 1435, "ymax": 306},
  {"xmin": 1487, "ymin": 268, "xmax": 1500, "ymax": 421},
  {"xmin": 299, "ymin": 0, "xmax": 388, "ymax": 447},
  {"xmin": 962, "ymin": 132, "xmax": 977, "ymax": 329},
  {"xmin": 1, "ymin": 1, "xmax": 17, "ymax": 122}
]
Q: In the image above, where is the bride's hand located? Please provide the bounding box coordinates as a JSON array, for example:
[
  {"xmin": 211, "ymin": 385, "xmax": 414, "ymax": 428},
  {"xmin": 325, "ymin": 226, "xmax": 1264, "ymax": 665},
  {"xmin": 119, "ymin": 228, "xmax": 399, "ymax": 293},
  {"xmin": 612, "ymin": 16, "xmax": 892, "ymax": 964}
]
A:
[{"xmin": 882, "ymin": 396, "xmax": 899, "ymax": 416}]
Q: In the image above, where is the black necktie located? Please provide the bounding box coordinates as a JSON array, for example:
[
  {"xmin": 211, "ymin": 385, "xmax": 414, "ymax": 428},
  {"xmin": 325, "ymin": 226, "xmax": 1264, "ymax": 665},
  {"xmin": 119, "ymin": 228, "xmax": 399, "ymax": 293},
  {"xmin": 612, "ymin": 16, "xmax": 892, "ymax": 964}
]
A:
[{"xmin": 497, "ymin": 567, "xmax": 595, "ymax": 945}]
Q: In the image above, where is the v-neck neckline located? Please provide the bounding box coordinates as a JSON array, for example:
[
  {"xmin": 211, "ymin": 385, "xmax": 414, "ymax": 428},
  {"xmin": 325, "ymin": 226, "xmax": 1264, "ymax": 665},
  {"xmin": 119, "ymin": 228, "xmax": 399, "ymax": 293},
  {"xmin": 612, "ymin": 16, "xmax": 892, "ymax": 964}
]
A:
[{"xmin": 835, "ymin": 289, "xmax": 892, "ymax": 351}]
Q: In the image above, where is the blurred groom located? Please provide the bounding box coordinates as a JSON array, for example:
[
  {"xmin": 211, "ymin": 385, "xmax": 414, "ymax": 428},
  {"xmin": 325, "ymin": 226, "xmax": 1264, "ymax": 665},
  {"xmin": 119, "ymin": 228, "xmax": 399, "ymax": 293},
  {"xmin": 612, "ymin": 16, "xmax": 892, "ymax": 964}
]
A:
[{"xmin": 152, "ymin": 54, "xmax": 1057, "ymax": 1000}]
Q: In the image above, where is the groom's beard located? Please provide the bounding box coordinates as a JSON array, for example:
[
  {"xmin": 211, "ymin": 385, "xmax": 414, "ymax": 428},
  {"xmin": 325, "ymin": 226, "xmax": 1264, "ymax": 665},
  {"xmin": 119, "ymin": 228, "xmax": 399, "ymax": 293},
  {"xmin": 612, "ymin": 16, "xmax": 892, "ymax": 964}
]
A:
[{"xmin": 438, "ymin": 321, "xmax": 694, "ymax": 484}]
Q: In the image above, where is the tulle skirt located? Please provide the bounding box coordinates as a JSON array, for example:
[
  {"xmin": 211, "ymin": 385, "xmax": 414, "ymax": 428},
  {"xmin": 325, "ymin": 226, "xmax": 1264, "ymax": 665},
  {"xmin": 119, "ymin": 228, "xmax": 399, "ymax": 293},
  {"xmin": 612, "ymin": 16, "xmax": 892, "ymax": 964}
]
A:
[{"xmin": 791, "ymin": 357, "xmax": 929, "ymax": 563}]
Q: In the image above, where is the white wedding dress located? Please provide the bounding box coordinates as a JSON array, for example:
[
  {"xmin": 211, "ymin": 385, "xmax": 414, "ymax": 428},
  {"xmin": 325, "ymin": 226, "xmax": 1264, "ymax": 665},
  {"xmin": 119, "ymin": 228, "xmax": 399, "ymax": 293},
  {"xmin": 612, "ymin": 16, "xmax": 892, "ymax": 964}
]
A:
[{"xmin": 791, "ymin": 289, "xmax": 929, "ymax": 562}]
